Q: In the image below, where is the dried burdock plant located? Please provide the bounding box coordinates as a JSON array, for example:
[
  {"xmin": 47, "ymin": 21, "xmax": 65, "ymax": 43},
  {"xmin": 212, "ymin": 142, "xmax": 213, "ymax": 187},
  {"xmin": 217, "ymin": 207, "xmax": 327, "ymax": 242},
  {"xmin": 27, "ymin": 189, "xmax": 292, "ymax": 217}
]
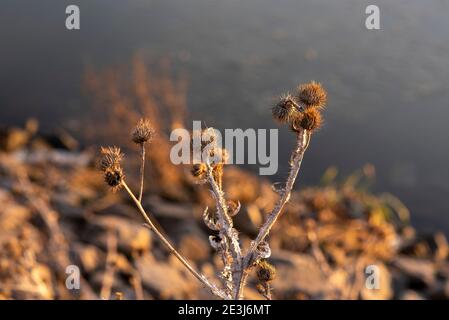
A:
[
  {"xmin": 131, "ymin": 118, "xmax": 155, "ymax": 202},
  {"xmin": 272, "ymin": 94, "xmax": 299, "ymax": 123},
  {"xmin": 100, "ymin": 147, "xmax": 125, "ymax": 192},
  {"xmin": 256, "ymin": 259, "xmax": 276, "ymax": 300},
  {"xmin": 100, "ymin": 82, "xmax": 327, "ymax": 300},
  {"xmin": 296, "ymin": 81, "xmax": 327, "ymax": 109}
]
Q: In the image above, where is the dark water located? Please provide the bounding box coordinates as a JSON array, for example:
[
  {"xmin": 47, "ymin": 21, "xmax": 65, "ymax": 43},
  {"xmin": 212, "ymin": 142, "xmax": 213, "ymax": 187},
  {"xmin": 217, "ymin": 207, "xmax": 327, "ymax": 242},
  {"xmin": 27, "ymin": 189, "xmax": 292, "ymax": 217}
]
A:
[{"xmin": 1, "ymin": 0, "xmax": 449, "ymax": 233}]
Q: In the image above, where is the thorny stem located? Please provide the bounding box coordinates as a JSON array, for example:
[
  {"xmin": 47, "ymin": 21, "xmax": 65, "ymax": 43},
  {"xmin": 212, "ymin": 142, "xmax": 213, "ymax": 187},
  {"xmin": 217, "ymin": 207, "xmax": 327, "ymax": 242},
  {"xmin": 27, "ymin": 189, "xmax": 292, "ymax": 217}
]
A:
[
  {"xmin": 138, "ymin": 143, "xmax": 145, "ymax": 203},
  {"xmin": 206, "ymin": 165, "xmax": 243, "ymax": 293},
  {"xmin": 122, "ymin": 181, "xmax": 229, "ymax": 300},
  {"xmin": 234, "ymin": 129, "xmax": 311, "ymax": 300},
  {"xmin": 234, "ymin": 269, "xmax": 249, "ymax": 300},
  {"xmin": 206, "ymin": 165, "xmax": 233, "ymax": 228}
]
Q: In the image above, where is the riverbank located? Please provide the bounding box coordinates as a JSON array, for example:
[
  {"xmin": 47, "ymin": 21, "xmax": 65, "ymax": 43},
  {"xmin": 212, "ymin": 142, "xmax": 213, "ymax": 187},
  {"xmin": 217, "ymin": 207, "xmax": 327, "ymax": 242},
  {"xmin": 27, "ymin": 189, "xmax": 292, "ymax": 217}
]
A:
[{"xmin": 1, "ymin": 122, "xmax": 448, "ymax": 299}]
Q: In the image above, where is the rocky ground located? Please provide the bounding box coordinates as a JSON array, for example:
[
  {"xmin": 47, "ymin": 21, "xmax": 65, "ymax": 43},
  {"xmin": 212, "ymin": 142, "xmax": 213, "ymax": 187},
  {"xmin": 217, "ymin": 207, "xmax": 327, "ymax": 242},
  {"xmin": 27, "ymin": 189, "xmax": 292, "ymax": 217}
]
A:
[{"xmin": 1, "ymin": 121, "xmax": 449, "ymax": 300}]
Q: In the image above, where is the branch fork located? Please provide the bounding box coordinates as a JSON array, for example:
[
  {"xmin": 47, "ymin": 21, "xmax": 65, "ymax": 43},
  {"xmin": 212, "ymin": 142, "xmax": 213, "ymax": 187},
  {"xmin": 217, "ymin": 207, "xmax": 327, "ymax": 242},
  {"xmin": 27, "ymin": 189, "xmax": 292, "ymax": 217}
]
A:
[{"xmin": 101, "ymin": 80, "xmax": 327, "ymax": 300}]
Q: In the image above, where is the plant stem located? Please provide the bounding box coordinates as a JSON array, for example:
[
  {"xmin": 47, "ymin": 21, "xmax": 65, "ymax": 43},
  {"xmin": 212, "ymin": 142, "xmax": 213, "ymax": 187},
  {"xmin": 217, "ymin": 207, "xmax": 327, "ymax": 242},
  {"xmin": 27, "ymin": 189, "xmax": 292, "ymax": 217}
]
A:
[
  {"xmin": 206, "ymin": 165, "xmax": 243, "ymax": 295},
  {"xmin": 234, "ymin": 129, "xmax": 311, "ymax": 300},
  {"xmin": 138, "ymin": 143, "xmax": 145, "ymax": 203},
  {"xmin": 252, "ymin": 130, "xmax": 310, "ymax": 247},
  {"xmin": 122, "ymin": 181, "xmax": 229, "ymax": 300},
  {"xmin": 234, "ymin": 269, "xmax": 249, "ymax": 300}
]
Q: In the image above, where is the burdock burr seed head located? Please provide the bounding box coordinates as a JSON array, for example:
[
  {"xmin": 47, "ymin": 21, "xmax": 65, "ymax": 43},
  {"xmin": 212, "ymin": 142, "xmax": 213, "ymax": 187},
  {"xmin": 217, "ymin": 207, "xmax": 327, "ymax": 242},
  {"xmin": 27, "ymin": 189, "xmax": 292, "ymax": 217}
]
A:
[
  {"xmin": 103, "ymin": 166, "xmax": 124, "ymax": 190},
  {"xmin": 272, "ymin": 81, "xmax": 327, "ymax": 133},
  {"xmin": 131, "ymin": 118, "xmax": 155, "ymax": 145},
  {"xmin": 99, "ymin": 146, "xmax": 123, "ymax": 172},
  {"xmin": 291, "ymin": 108, "xmax": 323, "ymax": 132},
  {"xmin": 257, "ymin": 260, "xmax": 276, "ymax": 282},
  {"xmin": 296, "ymin": 81, "xmax": 327, "ymax": 109},
  {"xmin": 272, "ymin": 94, "xmax": 299, "ymax": 123},
  {"xmin": 100, "ymin": 146, "xmax": 125, "ymax": 190},
  {"xmin": 191, "ymin": 163, "xmax": 207, "ymax": 178}
]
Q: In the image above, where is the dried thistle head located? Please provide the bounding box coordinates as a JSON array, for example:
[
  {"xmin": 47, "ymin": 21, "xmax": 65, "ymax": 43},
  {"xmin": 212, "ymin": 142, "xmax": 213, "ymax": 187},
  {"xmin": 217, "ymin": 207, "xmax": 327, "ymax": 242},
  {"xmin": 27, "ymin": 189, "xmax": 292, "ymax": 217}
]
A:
[
  {"xmin": 291, "ymin": 108, "xmax": 323, "ymax": 132},
  {"xmin": 202, "ymin": 127, "xmax": 219, "ymax": 146},
  {"xmin": 209, "ymin": 147, "xmax": 229, "ymax": 165},
  {"xmin": 272, "ymin": 94, "xmax": 299, "ymax": 123},
  {"xmin": 297, "ymin": 81, "xmax": 327, "ymax": 109},
  {"xmin": 191, "ymin": 128, "xmax": 220, "ymax": 159},
  {"xmin": 191, "ymin": 163, "xmax": 207, "ymax": 178},
  {"xmin": 103, "ymin": 167, "xmax": 124, "ymax": 190},
  {"xmin": 212, "ymin": 162, "xmax": 224, "ymax": 189},
  {"xmin": 100, "ymin": 146, "xmax": 124, "ymax": 190},
  {"xmin": 99, "ymin": 146, "xmax": 123, "ymax": 171},
  {"xmin": 256, "ymin": 260, "xmax": 276, "ymax": 282},
  {"xmin": 131, "ymin": 118, "xmax": 155, "ymax": 145}
]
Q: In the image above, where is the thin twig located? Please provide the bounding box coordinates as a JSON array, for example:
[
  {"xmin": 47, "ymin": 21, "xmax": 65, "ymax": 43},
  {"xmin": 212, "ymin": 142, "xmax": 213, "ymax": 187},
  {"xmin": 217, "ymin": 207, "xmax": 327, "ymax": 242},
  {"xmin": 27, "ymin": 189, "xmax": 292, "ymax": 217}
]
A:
[
  {"xmin": 138, "ymin": 143, "xmax": 146, "ymax": 203},
  {"xmin": 122, "ymin": 181, "xmax": 229, "ymax": 299}
]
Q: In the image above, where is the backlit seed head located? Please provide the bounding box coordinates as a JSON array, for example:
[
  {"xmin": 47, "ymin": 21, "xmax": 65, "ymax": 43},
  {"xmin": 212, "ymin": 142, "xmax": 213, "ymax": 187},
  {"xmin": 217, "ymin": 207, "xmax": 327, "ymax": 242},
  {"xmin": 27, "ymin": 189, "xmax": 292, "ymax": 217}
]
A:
[
  {"xmin": 191, "ymin": 128, "xmax": 220, "ymax": 155},
  {"xmin": 208, "ymin": 147, "xmax": 229, "ymax": 165},
  {"xmin": 212, "ymin": 163, "xmax": 224, "ymax": 185},
  {"xmin": 291, "ymin": 108, "xmax": 323, "ymax": 132},
  {"xmin": 297, "ymin": 81, "xmax": 327, "ymax": 109},
  {"xmin": 257, "ymin": 260, "xmax": 276, "ymax": 282},
  {"xmin": 100, "ymin": 146, "xmax": 124, "ymax": 190},
  {"xmin": 272, "ymin": 95, "xmax": 299, "ymax": 123},
  {"xmin": 220, "ymin": 148, "xmax": 229, "ymax": 164},
  {"xmin": 99, "ymin": 146, "xmax": 123, "ymax": 172},
  {"xmin": 191, "ymin": 163, "xmax": 207, "ymax": 178},
  {"xmin": 131, "ymin": 118, "xmax": 155, "ymax": 144},
  {"xmin": 104, "ymin": 166, "xmax": 124, "ymax": 190},
  {"xmin": 202, "ymin": 127, "xmax": 219, "ymax": 146}
]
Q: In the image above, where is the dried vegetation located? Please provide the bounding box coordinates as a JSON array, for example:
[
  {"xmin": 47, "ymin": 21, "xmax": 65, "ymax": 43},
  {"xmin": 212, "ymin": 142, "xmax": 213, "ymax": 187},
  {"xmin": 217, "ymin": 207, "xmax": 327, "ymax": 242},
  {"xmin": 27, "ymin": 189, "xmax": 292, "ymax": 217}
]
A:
[{"xmin": 0, "ymin": 57, "xmax": 448, "ymax": 300}]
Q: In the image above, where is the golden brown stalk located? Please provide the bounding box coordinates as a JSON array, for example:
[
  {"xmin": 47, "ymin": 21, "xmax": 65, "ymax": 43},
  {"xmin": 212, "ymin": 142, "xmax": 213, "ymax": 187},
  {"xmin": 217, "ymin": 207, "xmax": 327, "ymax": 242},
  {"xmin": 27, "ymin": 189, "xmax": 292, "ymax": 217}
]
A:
[
  {"xmin": 131, "ymin": 118, "xmax": 154, "ymax": 202},
  {"xmin": 206, "ymin": 163, "xmax": 243, "ymax": 295},
  {"xmin": 138, "ymin": 143, "xmax": 145, "ymax": 203},
  {"xmin": 122, "ymin": 181, "xmax": 229, "ymax": 299},
  {"xmin": 234, "ymin": 129, "xmax": 311, "ymax": 299}
]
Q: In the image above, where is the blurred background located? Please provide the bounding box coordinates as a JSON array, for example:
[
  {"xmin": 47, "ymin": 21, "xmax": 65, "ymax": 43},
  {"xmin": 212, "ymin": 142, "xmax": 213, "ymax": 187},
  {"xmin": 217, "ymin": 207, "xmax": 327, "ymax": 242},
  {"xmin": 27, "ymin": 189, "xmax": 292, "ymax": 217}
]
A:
[
  {"xmin": 1, "ymin": 0, "xmax": 449, "ymax": 300},
  {"xmin": 1, "ymin": 0, "xmax": 448, "ymax": 232}
]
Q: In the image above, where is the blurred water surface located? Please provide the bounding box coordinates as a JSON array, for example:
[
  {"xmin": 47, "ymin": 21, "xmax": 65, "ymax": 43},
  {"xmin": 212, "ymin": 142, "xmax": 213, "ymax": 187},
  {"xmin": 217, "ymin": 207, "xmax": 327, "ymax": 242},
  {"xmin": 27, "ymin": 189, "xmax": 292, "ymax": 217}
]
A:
[{"xmin": 1, "ymin": 0, "xmax": 449, "ymax": 232}]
